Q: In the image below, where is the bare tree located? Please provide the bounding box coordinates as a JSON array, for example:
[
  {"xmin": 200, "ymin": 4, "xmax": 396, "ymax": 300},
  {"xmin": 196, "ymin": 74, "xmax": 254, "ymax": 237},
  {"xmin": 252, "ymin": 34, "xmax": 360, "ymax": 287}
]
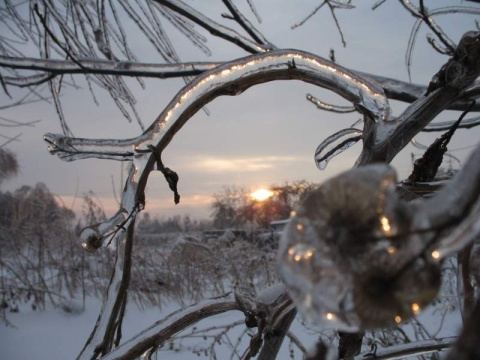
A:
[
  {"xmin": 0, "ymin": 148, "xmax": 17, "ymax": 185},
  {"xmin": 2, "ymin": 1, "xmax": 480, "ymax": 359}
]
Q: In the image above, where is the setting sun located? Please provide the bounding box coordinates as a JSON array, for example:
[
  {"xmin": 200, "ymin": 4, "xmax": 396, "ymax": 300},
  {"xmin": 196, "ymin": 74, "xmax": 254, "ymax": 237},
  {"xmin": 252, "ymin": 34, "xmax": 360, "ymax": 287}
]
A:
[{"xmin": 251, "ymin": 188, "xmax": 274, "ymax": 201}]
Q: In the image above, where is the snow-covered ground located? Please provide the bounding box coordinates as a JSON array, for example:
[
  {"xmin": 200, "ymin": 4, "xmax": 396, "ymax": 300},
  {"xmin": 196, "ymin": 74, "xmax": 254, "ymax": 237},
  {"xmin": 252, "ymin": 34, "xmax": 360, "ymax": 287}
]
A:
[
  {"xmin": 0, "ymin": 296, "xmax": 312, "ymax": 359},
  {"xmin": 0, "ymin": 292, "xmax": 463, "ymax": 360}
]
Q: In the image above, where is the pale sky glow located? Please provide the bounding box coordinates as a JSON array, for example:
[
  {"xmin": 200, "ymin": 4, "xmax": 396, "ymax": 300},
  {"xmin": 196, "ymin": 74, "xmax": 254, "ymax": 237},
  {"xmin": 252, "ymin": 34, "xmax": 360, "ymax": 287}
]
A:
[
  {"xmin": 194, "ymin": 156, "xmax": 300, "ymax": 172},
  {"xmin": 2, "ymin": 1, "xmax": 480, "ymax": 220}
]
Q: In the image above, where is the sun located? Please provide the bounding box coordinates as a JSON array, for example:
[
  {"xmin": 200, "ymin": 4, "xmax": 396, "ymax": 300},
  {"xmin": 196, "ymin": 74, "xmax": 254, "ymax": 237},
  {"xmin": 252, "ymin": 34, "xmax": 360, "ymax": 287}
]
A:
[{"xmin": 251, "ymin": 188, "xmax": 274, "ymax": 201}]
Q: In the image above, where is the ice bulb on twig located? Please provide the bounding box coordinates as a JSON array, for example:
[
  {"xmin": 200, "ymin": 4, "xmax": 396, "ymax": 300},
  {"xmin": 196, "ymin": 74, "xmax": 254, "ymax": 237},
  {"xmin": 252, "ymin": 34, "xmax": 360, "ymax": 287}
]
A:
[{"xmin": 278, "ymin": 165, "xmax": 441, "ymax": 331}]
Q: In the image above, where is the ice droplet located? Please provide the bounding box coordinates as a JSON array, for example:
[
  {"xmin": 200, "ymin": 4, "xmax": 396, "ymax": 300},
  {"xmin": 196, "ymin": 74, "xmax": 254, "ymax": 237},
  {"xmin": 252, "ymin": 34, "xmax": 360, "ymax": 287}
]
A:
[
  {"xmin": 278, "ymin": 165, "xmax": 441, "ymax": 331},
  {"xmin": 80, "ymin": 228, "xmax": 102, "ymax": 253}
]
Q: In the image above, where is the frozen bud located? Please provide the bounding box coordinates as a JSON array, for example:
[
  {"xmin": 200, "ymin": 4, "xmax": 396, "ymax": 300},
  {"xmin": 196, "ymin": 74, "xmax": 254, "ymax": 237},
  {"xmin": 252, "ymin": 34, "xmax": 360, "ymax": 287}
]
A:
[
  {"xmin": 278, "ymin": 165, "xmax": 440, "ymax": 331},
  {"xmin": 79, "ymin": 211, "xmax": 128, "ymax": 252},
  {"xmin": 80, "ymin": 228, "xmax": 103, "ymax": 253}
]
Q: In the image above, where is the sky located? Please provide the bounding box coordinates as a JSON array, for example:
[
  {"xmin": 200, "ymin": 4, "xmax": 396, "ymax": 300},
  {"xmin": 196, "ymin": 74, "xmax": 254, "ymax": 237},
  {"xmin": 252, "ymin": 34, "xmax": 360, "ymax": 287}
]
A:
[{"xmin": 2, "ymin": 0, "xmax": 480, "ymax": 220}]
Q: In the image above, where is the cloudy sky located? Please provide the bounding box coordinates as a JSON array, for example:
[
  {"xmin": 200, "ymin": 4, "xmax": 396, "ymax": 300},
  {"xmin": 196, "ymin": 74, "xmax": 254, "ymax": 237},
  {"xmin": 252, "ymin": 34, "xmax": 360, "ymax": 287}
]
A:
[{"xmin": 2, "ymin": 0, "xmax": 480, "ymax": 220}]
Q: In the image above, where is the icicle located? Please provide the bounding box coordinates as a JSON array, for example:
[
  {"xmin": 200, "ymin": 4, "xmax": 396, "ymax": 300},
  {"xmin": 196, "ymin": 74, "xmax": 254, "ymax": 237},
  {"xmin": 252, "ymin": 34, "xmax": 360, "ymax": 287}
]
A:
[{"xmin": 314, "ymin": 128, "xmax": 362, "ymax": 170}]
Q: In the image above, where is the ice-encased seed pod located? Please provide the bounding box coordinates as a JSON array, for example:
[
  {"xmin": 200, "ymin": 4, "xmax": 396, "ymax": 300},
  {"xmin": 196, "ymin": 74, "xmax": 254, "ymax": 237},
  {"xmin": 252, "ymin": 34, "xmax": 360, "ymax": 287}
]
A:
[{"xmin": 278, "ymin": 165, "xmax": 441, "ymax": 331}]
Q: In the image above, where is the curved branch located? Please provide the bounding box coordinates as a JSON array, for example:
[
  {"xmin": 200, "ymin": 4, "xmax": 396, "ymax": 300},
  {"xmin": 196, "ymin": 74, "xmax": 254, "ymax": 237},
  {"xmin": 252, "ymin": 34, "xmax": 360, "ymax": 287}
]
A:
[
  {"xmin": 99, "ymin": 293, "xmax": 239, "ymax": 360},
  {"xmin": 45, "ymin": 49, "xmax": 390, "ymax": 251},
  {"xmin": 314, "ymin": 128, "xmax": 362, "ymax": 170},
  {"xmin": 44, "ymin": 49, "xmax": 390, "ymax": 162},
  {"xmin": 306, "ymin": 93, "xmax": 356, "ymax": 113}
]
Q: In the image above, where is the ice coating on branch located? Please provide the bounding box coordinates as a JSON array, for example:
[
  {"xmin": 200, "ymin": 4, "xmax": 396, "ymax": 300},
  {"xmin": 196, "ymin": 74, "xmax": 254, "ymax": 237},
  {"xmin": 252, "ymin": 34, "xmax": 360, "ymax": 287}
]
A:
[
  {"xmin": 410, "ymin": 145, "xmax": 480, "ymax": 260},
  {"xmin": 99, "ymin": 293, "xmax": 238, "ymax": 360},
  {"xmin": 306, "ymin": 93, "xmax": 356, "ymax": 113},
  {"xmin": 44, "ymin": 133, "xmax": 135, "ymax": 162},
  {"xmin": 314, "ymin": 128, "xmax": 362, "ymax": 170},
  {"xmin": 257, "ymin": 283, "xmax": 286, "ymax": 305},
  {"xmin": 44, "ymin": 49, "xmax": 391, "ymax": 254},
  {"xmin": 137, "ymin": 49, "xmax": 390, "ymax": 150},
  {"xmin": 278, "ymin": 165, "xmax": 441, "ymax": 331},
  {"xmin": 427, "ymin": 192, "xmax": 480, "ymax": 260}
]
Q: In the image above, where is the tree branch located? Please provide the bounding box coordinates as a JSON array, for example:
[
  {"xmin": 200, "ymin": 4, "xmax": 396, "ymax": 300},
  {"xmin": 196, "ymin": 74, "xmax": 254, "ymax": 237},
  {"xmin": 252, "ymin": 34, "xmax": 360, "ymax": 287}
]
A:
[
  {"xmin": 44, "ymin": 49, "xmax": 390, "ymax": 252},
  {"xmin": 77, "ymin": 220, "xmax": 134, "ymax": 360},
  {"xmin": 153, "ymin": 0, "xmax": 271, "ymax": 53},
  {"xmin": 357, "ymin": 31, "xmax": 480, "ymax": 165},
  {"xmin": 99, "ymin": 293, "xmax": 239, "ymax": 360},
  {"xmin": 4, "ymin": 55, "xmax": 479, "ymax": 111},
  {"xmin": 221, "ymin": 0, "xmax": 273, "ymax": 47},
  {"xmin": 356, "ymin": 336, "xmax": 455, "ymax": 360}
]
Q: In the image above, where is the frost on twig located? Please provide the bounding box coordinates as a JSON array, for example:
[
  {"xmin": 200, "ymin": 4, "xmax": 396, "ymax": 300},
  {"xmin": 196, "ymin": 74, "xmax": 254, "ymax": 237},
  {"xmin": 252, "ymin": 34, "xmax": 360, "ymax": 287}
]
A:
[{"xmin": 45, "ymin": 49, "xmax": 391, "ymax": 251}]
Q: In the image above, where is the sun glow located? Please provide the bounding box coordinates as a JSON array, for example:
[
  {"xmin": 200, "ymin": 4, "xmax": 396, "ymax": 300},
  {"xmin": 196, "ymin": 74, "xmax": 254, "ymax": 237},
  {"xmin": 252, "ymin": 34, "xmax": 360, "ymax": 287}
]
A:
[{"xmin": 251, "ymin": 188, "xmax": 273, "ymax": 201}]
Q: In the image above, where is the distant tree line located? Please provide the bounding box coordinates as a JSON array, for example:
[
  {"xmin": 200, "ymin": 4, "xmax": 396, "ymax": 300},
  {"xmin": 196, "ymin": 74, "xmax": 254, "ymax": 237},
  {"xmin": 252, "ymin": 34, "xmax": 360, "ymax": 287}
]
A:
[
  {"xmin": 210, "ymin": 180, "xmax": 317, "ymax": 229},
  {"xmin": 136, "ymin": 212, "xmax": 211, "ymax": 234}
]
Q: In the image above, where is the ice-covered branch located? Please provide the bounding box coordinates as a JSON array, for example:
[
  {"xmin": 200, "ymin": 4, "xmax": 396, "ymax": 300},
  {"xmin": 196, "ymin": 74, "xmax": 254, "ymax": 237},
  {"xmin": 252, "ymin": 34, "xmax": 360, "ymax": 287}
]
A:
[
  {"xmin": 45, "ymin": 49, "xmax": 390, "ymax": 163},
  {"xmin": 314, "ymin": 128, "xmax": 363, "ymax": 170},
  {"xmin": 0, "ymin": 56, "xmax": 221, "ymax": 80},
  {"xmin": 99, "ymin": 293, "xmax": 239, "ymax": 360},
  {"xmin": 78, "ymin": 222, "xmax": 134, "ymax": 360},
  {"xmin": 306, "ymin": 93, "xmax": 356, "ymax": 113},
  {"xmin": 355, "ymin": 336, "xmax": 455, "ymax": 360},
  {"xmin": 357, "ymin": 31, "xmax": 480, "ymax": 165},
  {"xmin": 359, "ymin": 71, "xmax": 480, "ymax": 112},
  {"xmin": 407, "ymin": 0, "xmax": 457, "ymax": 54},
  {"xmin": 4, "ymin": 55, "xmax": 480, "ymax": 111},
  {"xmin": 423, "ymin": 115, "xmax": 480, "ymax": 132},
  {"xmin": 221, "ymin": 0, "xmax": 273, "ymax": 47},
  {"xmin": 414, "ymin": 144, "xmax": 480, "ymax": 259},
  {"xmin": 44, "ymin": 133, "xmax": 135, "ymax": 162},
  {"xmin": 45, "ymin": 49, "xmax": 391, "ymax": 251},
  {"xmin": 153, "ymin": 0, "xmax": 271, "ymax": 53}
]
